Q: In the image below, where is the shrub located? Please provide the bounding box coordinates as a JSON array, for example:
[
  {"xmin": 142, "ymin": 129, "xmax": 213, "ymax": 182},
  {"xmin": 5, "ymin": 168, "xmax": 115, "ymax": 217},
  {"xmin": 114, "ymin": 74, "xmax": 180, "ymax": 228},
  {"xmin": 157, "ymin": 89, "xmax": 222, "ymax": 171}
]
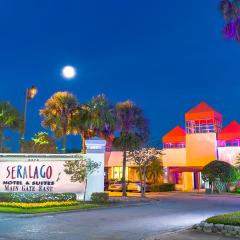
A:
[
  {"xmin": 206, "ymin": 211, "xmax": 240, "ymax": 226},
  {"xmin": 0, "ymin": 193, "xmax": 77, "ymax": 203},
  {"xmin": 150, "ymin": 183, "xmax": 175, "ymax": 192},
  {"xmin": 202, "ymin": 160, "xmax": 238, "ymax": 185},
  {"xmin": 91, "ymin": 192, "xmax": 109, "ymax": 203},
  {"xmin": 205, "ymin": 188, "xmax": 212, "ymax": 194}
]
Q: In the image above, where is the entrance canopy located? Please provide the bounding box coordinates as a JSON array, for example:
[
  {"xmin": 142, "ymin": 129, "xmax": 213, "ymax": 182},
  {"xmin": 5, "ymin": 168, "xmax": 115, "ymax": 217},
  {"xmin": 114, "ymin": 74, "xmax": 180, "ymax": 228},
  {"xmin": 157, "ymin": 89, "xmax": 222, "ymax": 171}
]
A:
[{"xmin": 169, "ymin": 166, "xmax": 203, "ymax": 173}]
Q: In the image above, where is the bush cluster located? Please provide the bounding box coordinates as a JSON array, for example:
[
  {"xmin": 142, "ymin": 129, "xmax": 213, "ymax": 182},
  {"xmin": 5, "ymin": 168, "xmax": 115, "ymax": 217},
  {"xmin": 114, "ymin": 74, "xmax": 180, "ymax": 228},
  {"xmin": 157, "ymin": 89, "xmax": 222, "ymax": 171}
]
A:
[
  {"xmin": 0, "ymin": 193, "xmax": 77, "ymax": 203},
  {"xmin": 150, "ymin": 183, "xmax": 175, "ymax": 192},
  {"xmin": 91, "ymin": 192, "xmax": 109, "ymax": 203}
]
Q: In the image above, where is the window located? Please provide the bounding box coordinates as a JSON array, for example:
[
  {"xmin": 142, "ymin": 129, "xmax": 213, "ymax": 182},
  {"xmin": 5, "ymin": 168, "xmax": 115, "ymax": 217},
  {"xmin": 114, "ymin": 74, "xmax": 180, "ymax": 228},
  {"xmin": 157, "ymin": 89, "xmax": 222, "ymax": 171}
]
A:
[
  {"xmin": 173, "ymin": 172, "xmax": 183, "ymax": 184},
  {"xmin": 218, "ymin": 139, "xmax": 240, "ymax": 147},
  {"xmin": 186, "ymin": 118, "xmax": 222, "ymax": 134},
  {"xmin": 163, "ymin": 142, "xmax": 185, "ymax": 149},
  {"xmin": 112, "ymin": 167, "xmax": 129, "ymax": 180}
]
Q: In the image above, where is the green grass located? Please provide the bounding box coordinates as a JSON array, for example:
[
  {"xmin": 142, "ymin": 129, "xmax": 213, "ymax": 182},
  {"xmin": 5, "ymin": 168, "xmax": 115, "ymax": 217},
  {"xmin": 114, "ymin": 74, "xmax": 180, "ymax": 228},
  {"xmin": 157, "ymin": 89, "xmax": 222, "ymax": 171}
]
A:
[
  {"xmin": 207, "ymin": 212, "xmax": 240, "ymax": 226},
  {"xmin": 0, "ymin": 203, "xmax": 104, "ymax": 214}
]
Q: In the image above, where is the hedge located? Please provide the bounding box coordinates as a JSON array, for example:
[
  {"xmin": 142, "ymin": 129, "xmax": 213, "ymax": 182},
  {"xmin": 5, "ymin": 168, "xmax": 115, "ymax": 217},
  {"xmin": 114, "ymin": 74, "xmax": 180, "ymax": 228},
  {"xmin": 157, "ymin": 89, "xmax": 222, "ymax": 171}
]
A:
[
  {"xmin": 91, "ymin": 192, "xmax": 109, "ymax": 203},
  {"xmin": 150, "ymin": 183, "xmax": 175, "ymax": 192},
  {"xmin": 0, "ymin": 192, "xmax": 77, "ymax": 203},
  {"xmin": 206, "ymin": 211, "xmax": 240, "ymax": 226}
]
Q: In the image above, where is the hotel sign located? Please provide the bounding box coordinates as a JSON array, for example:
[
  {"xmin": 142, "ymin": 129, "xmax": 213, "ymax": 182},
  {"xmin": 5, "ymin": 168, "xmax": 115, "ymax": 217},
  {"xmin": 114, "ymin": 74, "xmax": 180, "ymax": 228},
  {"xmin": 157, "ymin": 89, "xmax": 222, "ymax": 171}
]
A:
[{"xmin": 0, "ymin": 154, "xmax": 85, "ymax": 194}]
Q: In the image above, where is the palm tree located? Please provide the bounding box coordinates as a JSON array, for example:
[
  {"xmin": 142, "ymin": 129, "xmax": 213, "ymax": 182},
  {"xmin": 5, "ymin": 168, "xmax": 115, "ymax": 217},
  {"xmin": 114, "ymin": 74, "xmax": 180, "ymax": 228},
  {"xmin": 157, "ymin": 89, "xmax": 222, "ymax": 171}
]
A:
[
  {"xmin": 72, "ymin": 94, "xmax": 117, "ymax": 153},
  {"xmin": 219, "ymin": 0, "xmax": 240, "ymax": 41},
  {"xmin": 71, "ymin": 104, "xmax": 93, "ymax": 154},
  {"xmin": 113, "ymin": 100, "xmax": 149, "ymax": 197},
  {"xmin": 0, "ymin": 101, "xmax": 22, "ymax": 152},
  {"xmin": 146, "ymin": 157, "xmax": 163, "ymax": 184},
  {"xmin": 39, "ymin": 91, "xmax": 78, "ymax": 153},
  {"xmin": 88, "ymin": 94, "xmax": 116, "ymax": 140}
]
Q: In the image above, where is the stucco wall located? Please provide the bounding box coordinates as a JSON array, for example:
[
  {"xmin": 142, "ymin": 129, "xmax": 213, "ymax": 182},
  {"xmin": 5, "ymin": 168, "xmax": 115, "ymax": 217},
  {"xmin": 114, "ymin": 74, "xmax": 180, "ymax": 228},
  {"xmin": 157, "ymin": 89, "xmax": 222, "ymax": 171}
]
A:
[
  {"xmin": 186, "ymin": 133, "xmax": 217, "ymax": 166},
  {"xmin": 162, "ymin": 148, "xmax": 186, "ymax": 167},
  {"xmin": 105, "ymin": 151, "xmax": 135, "ymax": 167},
  {"xmin": 218, "ymin": 146, "xmax": 240, "ymax": 165}
]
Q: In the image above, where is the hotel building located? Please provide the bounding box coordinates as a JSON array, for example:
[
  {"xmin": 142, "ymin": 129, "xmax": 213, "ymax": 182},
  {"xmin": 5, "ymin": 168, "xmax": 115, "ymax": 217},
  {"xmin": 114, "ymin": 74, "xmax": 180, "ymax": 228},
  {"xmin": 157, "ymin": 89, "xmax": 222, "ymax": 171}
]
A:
[
  {"xmin": 104, "ymin": 101, "xmax": 240, "ymax": 190},
  {"xmin": 162, "ymin": 101, "xmax": 240, "ymax": 191}
]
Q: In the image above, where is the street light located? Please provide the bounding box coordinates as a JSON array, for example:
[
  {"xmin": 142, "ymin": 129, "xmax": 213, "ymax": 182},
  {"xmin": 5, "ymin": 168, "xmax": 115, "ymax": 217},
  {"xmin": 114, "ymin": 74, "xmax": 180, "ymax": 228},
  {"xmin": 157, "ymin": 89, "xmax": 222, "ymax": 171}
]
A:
[{"xmin": 20, "ymin": 86, "xmax": 38, "ymax": 152}]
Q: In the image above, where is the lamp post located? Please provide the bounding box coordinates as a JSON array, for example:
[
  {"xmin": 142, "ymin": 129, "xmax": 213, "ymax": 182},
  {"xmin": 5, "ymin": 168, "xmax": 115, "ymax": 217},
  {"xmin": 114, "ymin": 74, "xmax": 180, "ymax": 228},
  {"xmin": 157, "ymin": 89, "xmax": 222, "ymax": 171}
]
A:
[{"xmin": 20, "ymin": 86, "xmax": 38, "ymax": 153}]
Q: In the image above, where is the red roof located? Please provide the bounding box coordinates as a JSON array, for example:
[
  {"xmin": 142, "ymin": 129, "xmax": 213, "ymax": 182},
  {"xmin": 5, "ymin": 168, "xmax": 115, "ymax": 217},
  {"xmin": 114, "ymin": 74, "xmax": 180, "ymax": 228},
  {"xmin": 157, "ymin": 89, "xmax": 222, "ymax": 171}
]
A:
[
  {"xmin": 218, "ymin": 120, "xmax": 240, "ymax": 140},
  {"xmin": 162, "ymin": 126, "xmax": 185, "ymax": 143},
  {"xmin": 185, "ymin": 101, "xmax": 222, "ymax": 121}
]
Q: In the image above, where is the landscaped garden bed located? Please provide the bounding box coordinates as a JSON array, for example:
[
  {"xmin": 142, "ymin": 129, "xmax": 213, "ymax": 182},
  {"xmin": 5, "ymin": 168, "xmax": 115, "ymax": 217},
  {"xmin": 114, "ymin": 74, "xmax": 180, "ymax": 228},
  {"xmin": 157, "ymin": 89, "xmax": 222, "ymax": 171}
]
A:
[
  {"xmin": 207, "ymin": 212, "xmax": 240, "ymax": 226},
  {"xmin": 0, "ymin": 201, "xmax": 103, "ymax": 214},
  {"xmin": 0, "ymin": 192, "xmax": 109, "ymax": 214},
  {"xmin": 192, "ymin": 212, "xmax": 240, "ymax": 237}
]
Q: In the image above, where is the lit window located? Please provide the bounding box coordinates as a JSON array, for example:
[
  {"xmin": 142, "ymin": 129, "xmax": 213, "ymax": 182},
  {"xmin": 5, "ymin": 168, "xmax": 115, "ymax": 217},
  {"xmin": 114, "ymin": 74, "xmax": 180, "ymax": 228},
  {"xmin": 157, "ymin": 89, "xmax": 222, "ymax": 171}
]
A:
[{"xmin": 185, "ymin": 118, "xmax": 222, "ymax": 134}]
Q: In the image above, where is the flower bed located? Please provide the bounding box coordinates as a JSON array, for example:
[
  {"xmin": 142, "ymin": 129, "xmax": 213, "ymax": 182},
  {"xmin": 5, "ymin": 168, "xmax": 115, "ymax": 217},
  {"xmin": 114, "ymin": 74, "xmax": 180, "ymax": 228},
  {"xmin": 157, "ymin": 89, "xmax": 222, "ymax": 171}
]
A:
[
  {"xmin": 0, "ymin": 201, "xmax": 103, "ymax": 213},
  {"xmin": 0, "ymin": 201, "xmax": 79, "ymax": 209}
]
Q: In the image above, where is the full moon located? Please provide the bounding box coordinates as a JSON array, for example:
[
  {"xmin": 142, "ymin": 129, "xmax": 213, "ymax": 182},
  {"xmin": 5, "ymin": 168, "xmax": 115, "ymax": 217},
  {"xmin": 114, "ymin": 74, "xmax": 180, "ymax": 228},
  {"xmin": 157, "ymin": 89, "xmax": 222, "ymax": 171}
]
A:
[{"xmin": 62, "ymin": 66, "xmax": 76, "ymax": 79}]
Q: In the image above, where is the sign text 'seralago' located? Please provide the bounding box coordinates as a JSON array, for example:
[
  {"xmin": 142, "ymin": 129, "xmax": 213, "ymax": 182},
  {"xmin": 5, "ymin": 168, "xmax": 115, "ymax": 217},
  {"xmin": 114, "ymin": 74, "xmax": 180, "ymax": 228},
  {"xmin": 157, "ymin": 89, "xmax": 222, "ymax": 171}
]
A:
[{"xmin": 3, "ymin": 164, "xmax": 54, "ymax": 192}]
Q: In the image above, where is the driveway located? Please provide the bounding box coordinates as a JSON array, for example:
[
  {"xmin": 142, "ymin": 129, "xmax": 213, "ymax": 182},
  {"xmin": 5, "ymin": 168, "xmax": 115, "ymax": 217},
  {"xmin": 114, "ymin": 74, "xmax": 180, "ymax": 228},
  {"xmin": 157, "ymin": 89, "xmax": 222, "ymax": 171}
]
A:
[{"xmin": 0, "ymin": 194, "xmax": 239, "ymax": 240}]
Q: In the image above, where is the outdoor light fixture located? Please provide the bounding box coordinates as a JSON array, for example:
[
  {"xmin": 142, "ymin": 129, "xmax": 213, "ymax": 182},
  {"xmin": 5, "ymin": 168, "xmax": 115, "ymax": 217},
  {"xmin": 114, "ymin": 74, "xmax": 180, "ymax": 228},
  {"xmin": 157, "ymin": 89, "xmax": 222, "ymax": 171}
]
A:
[
  {"xmin": 20, "ymin": 85, "xmax": 38, "ymax": 152},
  {"xmin": 28, "ymin": 85, "xmax": 38, "ymax": 99}
]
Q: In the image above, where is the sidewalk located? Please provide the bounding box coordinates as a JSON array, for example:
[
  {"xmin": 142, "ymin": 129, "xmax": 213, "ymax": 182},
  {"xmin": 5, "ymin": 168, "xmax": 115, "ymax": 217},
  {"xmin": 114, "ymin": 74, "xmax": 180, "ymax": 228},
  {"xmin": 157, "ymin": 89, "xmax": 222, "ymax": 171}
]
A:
[{"xmin": 146, "ymin": 230, "xmax": 237, "ymax": 240}]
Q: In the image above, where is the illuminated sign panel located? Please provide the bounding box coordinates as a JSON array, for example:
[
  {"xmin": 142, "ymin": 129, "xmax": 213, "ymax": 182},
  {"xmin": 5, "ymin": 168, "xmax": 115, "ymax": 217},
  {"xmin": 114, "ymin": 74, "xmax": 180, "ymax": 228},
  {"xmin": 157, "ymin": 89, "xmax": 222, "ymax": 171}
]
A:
[
  {"xmin": 0, "ymin": 138, "xmax": 106, "ymax": 200},
  {"xmin": 0, "ymin": 157, "xmax": 85, "ymax": 194}
]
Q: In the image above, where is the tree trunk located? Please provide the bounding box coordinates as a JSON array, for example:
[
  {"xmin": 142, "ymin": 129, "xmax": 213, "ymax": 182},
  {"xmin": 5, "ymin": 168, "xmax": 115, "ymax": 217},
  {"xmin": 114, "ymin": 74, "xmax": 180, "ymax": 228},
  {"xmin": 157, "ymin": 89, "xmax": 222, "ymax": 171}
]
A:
[
  {"xmin": 122, "ymin": 150, "xmax": 127, "ymax": 197},
  {"xmin": 211, "ymin": 181, "xmax": 214, "ymax": 194},
  {"xmin": 62, "ymin": 133, "xmax": 67, "ymax": 153},
  {"xmin": 84, "ymin": 178, "xmax": 88, "ymax": 202},
  {"xmin": 138, "ymin": 166, "xmax": 144, "ymax": 198},
  {"xmin": 143, "ymin": 165, "xmax": 147, "ymax": 198},
  {"xmin": 81, "ymin": 132, "xmax": 86, "ymax": 154},
  {"xmin": 0, "ymin": 131, "xmax": 3, "ymax": 153}
]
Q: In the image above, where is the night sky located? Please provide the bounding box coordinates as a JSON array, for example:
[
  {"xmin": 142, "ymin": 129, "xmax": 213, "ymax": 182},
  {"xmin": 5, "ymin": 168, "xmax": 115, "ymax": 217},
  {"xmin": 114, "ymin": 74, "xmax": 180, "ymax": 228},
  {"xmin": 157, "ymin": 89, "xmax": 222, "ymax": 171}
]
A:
[{"xmin": 0, "ymin": 0, "xmax": 239, "ymax": 150}]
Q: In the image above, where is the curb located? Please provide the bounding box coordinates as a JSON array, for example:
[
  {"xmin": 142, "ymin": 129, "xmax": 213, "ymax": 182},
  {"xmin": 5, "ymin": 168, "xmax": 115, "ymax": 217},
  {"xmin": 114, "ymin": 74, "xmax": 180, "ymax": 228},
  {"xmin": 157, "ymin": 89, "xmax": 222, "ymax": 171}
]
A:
[
  {"xmin": 11, "ymin": 201, "xmax": 156, "ymax": 218},
  {"xmin": 144, "ymin": 227, "xmax": 189, "ymax": 240},
  {"xmin": 109, "ymin": 192, "xmax": 240, "ymax": 199},
  {"xmin": 192, "ymin": 221, "xmax": 240, "ymax": 238},
  {"xmin": 150, "ymin": 192, "xmax": 240, "ymax": 199},
  {"xmin": 188, "ymin": 193, "xmax": 240, "ymax": 198}
]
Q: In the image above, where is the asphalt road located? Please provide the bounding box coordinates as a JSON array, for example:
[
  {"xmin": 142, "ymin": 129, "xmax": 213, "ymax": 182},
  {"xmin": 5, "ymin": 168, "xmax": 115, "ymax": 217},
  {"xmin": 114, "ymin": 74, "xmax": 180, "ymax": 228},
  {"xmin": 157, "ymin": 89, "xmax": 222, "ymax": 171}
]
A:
[{"xmin": 0, "ymin": 194, "xmax": 239, "ymax": 240}]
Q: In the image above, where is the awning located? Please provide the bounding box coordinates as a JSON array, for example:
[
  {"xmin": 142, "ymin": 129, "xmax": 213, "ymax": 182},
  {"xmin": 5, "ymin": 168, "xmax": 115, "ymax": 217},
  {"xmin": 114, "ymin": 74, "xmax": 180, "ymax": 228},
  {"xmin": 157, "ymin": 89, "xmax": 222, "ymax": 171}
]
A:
[{"xmin": 169, "ymin": 166, "xmax": 203, "ymax": 173}]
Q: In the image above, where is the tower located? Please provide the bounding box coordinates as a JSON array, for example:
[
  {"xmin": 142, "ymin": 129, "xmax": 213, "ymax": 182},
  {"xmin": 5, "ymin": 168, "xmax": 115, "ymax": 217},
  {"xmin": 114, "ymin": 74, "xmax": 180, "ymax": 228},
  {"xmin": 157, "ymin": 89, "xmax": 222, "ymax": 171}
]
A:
[
  {"xmin": 185, "ymin": 101, "xmax": 222, "ymax": 167},
  {"xmin": 184, "ymin": 102, "xmax": 222, "ymax": 190}
]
